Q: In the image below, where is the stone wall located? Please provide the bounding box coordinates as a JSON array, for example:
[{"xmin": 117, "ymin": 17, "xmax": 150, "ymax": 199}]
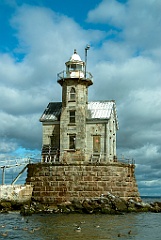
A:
[
  {"xmin": 0, "ymin": 185, "xmax": 33, "ymax": 203},
  {"xmin": 26, "ymin": 162, "xmax": 140, "ymax": 204}
]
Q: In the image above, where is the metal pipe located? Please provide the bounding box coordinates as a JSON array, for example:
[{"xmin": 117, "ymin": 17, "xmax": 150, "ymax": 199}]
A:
[
  {"xmin": 85, "ymin": 44, "xmax": 90, "ymax": 78},
  {"xmin": 104, "ymin": 123, "xmax": 107, "ymax": 161}
]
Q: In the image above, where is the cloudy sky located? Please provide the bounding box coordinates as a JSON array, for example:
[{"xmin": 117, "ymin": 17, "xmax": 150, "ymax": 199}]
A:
[{"xmin": 0, "ymin": 0, "xmax": 161, "ymax": 196}]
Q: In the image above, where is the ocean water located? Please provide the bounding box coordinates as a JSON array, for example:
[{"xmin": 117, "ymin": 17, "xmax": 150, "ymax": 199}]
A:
[{"xmin": 0, "ymin": 197, "xmax": 161, "ymax": 240}]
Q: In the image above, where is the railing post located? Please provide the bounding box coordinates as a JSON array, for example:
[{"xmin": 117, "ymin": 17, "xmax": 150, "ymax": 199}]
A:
[{"xmin": 2, "ymin": 166, "xmax": 5, "ymax": 185}]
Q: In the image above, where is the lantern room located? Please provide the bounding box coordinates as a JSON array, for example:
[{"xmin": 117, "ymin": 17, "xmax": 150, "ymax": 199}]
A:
[
  {"xmin": 57, "ymin": 49, "xmax": 93, "ymax": 86},
  {"xmin": 65, "ymin": 49, "xmax": 85, "ymax": 78}
]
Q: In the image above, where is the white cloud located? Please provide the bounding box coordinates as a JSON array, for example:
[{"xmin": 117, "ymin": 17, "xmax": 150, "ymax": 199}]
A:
[
  {"xmin": 87, "ymin": 0, "xmax": 126, "ymax": 26},
  {"xmin": 123, "ymin": 0, "xmax": 161, "ymax": 50},
  {"xmin": 118, "ymin": 144, "xmax": 160, "ymax": 163},
  {"xmin": 0, "ymin": 1, "xmax": 161, "ymax": 195},
  {"xmin": 139, "ymin": 179, "xmax": 161, "ymax": 188},
  {"xmin": 11, "ymin": 4, "xmax": 105, "ymax": 63},
  {"xmin": 0, "ymin": 53, "xmax": 33, "ymax": 88},
  {"xmin": 121, "ymin": 88, "xmax": 161, "ymax": 122},
  {"xmin": 0, "ymin": 4, "xmax": 105, "ymax": 156},
  {"xmin": 91, "ymin": 55, "xmax": 161, "ymax": 104},
  {"xmin": 0, "ymin": 140, "xmax": 17, "ymax": 154},
  {"xmin": 87, "ymin": 0, "xmax": 161, "ymax": 54}
]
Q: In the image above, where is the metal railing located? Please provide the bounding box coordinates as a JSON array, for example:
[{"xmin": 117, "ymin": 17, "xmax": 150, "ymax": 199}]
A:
[
  {"xmin": 0, "ymin": 156, "xmax": 41, "ymax": 185},
  {"xmin": 57, "ymin": 70, "xmax": 93, "ymax": 82},
  {"xmin": 117, "ymin": 156, "xmax": 135, "ymax": 164},
  {"xmin": 0, "ymin": 157, "xmax": 31, "ymax": 169}
]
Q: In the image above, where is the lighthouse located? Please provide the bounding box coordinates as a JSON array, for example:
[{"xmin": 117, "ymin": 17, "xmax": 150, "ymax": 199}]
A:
[
  {"xmin": 57, "ymin": 49, "xmax": 93, "ymax": 162},
  {"xmin": 27, "ymin": 49, "xmax": 140, "ymax": 204},
  {"xmin": 40, "ymin": 49, "xmax": 118, "ymax": 163}
]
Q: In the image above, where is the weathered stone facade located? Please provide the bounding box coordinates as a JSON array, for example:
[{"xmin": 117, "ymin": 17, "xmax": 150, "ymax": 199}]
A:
[
  {"xmin": 26, "ymin": 162, "xmax": 140, "ymax": 204},
  {"xmin": 31, "ymin": 49, "xmax": 141, "ymax": 204},
  {"xmin": 40, "ymin": 50, "xmax": 118, "ymax": 163}
]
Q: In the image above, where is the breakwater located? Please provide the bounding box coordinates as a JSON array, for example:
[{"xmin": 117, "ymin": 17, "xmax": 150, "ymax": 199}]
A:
[{"xmin": 0, "ymin": 185, "xmax": 33, "ymax": 203}]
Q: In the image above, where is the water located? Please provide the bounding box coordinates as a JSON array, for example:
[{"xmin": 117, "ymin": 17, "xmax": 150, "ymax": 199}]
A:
[{"xmin": 0, "ymin": 198, "xmax": 161, "ymax": 240}]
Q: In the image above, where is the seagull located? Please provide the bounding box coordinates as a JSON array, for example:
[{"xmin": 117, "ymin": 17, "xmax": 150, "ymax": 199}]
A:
[
  {"xmin": 117, "ymin": 233, "xmax": 126, "ymax": 238},
  {"xmin": 75, "ymin": 226, "xmax": 81, "ymax": 232},
  {"xmin": 13, "ymin": 226, "xmax": 19, "ymax": 230},
  {"xmin": 95, "ymin": 225, "xmax": 100, "ymax": 228},
  {"xmin": 33, "ymin": 227, "xmax": 41, "ymax": 231},
  {"xmin": 1, "ymin": 232, "xmax": 8, "ymax": 237},
  {"xmin": 80, "ymin": 221, "xmax": 86, "ymax": 224},
  {"xmin": 0, "ymin": 225, "xmax": 6, "ymax": 228},
  {"xmin": 22, "ymin": 227, "xmax": 28, "ymax": 231},
  {"xmin": 28, "ymin": 229, "xmax": 35, "ymax": 234}
]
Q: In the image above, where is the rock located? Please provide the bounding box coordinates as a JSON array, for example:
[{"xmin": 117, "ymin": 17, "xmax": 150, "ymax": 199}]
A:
[
  {"xmin": 56, "ymin": 202, "xmax": 71, "ymax": 214},
  {"xmin": 154, "ymin": 202, "xmax": 161, "ymax": 208},
  {"xmin": 47, "ymin": 205, "xmax": 59, "ymax": 213},
  {"xmin": 20, "ymin": 205, "xmax": 34, "ymax": 216},
  {"xmin": 67, "ymin": 204, "xmax": 75, "ymax": 213},
  {"xmin": 127, "ymin": 199, "xmax": 155, "ymax": 213},
  {"xmin": 71, "ymin": 199, "xmax": 84, "ymax": 213},
  {"xmin": 82, "ymin": 200, "xmax": 94, "ymax": 213},
  {"xmin": 101, "ymin": 205, "xmax": 112, "ymax": 214},
  {"xmin": 109, "ymin": 196, "xmax": 128, "ymax": 212},
  {"xmin": 150, "ymin": 202, "xmax": 161, "ymax": 213},
  {"xmin": 0, "ymin": 201, "xmax": 12, "ymax": 211},
  {"xmin": 2, "ymin": 193, "xmax": 161, "ymax": 215}
]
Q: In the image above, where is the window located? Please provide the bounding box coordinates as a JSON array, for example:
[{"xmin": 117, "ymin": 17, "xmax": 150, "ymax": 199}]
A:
[
  {"xmin": 70, "ymin": 88, "xmax": 76, "ymax": 101},
  {"xmin": 70, "ymin": 64, "xmax": 76, "ymax": 70},
  {"xmin": 93, "ymin": 135, "xmax": 101, "ymax": 153},
  {"xmin": 69, "ymin": 64, "xmax": 82, "ymax": 71},
  {"xmin": 69, "ymin": 135, "xmax": 76, "ymax": 149},
  {"xmin": 69, "ymin": 110, "xmax": 75, "ymax": 123}
]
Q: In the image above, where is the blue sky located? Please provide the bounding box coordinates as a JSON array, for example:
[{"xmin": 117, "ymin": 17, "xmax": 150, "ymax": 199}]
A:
[{"xmin": 0, "ymin": 0, "xmax": 161, "ymax": 196}]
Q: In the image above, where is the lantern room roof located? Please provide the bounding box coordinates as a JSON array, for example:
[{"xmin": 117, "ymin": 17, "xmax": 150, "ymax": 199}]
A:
[{"xmin": 68, "ymin": 49, "xmax": 82, "ymax": 62}]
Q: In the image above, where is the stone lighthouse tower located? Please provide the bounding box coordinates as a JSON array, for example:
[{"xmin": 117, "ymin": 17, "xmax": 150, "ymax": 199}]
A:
[{"xmin": 57, "ymin": 49, "xmax": 93, "ymax": 162}]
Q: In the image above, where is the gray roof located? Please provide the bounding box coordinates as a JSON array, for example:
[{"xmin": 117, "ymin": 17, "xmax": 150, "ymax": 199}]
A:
[
  {"xmin": 87, "ymin": 101, "xmax": 115, "ymax": 119},
  {"xmin": 40, "ymin": 101, "xmax": 119, "ymax": 129},
  {"xmin": 40, "ymin": 102, "xmax": 62, "ymax": 121}
]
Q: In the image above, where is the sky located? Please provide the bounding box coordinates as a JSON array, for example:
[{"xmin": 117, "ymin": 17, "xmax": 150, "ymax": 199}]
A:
[{"xmin": 0, "ymin": 0, "xmax": 161, "ymax": 196}]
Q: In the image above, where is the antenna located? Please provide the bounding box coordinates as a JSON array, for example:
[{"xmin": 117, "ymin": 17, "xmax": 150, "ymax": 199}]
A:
[{"xmin": 85, "ymin": 44, "xmax": 90, "ymax": 78}]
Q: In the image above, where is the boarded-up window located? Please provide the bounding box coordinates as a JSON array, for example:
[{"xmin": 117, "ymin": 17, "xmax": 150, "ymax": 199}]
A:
[
  {"xmin": 69, "ymin": 135, "xmax": 76, "ymax": 149},
  {"xmin": 93, "ymin": 135, "xmax": 101, "ymax": 152},
  {"xmin": 50, "ymin": 136, "xmax": 55, "ymax": 146},
  {"xmin": 69, "ymin": 110, "xmax": 75, "ymax": 123}
]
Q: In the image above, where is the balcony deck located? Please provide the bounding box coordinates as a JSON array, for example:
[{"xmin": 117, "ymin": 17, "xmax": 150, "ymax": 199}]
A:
[{"xmin": 57, "ymin": 70, "xmax": 93, "ymax": 86}]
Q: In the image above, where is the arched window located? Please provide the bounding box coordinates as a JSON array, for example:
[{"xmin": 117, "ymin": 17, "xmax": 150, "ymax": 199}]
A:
[{"xmin": 70, "ymin": 87, "xmax": 76, "ymax": 101}]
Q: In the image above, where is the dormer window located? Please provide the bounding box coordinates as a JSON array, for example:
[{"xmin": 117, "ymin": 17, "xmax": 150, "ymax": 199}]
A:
[{"xmin": 70, "ymin": 87, "xmax": 76, "ymax": 101}]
